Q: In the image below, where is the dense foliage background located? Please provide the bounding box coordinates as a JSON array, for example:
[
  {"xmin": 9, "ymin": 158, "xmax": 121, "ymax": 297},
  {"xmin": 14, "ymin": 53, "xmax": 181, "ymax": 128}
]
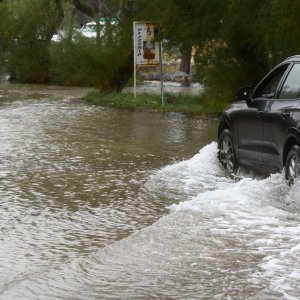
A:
[{"xmin": 1, "ymin": 0, "xmax": 300, "ymax": 108}]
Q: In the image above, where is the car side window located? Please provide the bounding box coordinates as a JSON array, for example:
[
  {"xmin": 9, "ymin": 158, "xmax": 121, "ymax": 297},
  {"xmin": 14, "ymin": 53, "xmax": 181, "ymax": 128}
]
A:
[
  {"xmin": 253, "ymin": 64, "xmax": 289, "ymax": 99},
  {"xmin": 278, "ymin": 63, "xmax": 300, "ymax": 99}
]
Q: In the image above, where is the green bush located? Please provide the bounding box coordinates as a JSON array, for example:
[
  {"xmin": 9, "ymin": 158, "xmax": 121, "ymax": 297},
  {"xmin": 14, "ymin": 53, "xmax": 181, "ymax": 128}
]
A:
[
  {"xmin": 0, "ymin": 0, "xmax": 60, "ymax": 82},
  {"xmin": 49, "ymin": 33, "xmax": 131, "ymax": 89}
]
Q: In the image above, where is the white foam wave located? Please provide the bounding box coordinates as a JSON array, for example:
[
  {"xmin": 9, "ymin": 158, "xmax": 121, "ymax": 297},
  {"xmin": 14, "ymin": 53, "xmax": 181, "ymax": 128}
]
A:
[
  {"xmin": 148, "ymin": 142, "xmax": 300, "ymax": 298},
  {"xmin": 148, "ymin": 141, "xmax": 298, "ymax": 213},
  {"xmin": 145, "ymin": 143, "xmax": 232, "ymax": 202}
]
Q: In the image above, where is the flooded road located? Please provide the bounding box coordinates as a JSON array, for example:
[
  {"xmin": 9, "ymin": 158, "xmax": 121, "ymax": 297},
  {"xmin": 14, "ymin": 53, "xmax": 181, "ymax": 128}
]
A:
[{"xmin": 0, "ymin": 82, "xmax": 299, "ymax": 299}]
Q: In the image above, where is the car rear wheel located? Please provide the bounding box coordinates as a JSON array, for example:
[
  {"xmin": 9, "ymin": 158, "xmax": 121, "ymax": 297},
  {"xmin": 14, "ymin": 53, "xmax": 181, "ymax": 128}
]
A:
[
  {"xmin": 285, "ymin": 145, "xmax": 300, "ymax": 185},
  {"xmin": 218, "ymin": 129, "xmax": 238, "ymax": 174}
]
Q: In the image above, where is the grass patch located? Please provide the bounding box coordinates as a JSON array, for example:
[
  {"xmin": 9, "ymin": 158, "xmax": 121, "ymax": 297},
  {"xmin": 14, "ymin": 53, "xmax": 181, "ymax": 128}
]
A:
[{"xmin": 85, "ymin": 91, "xmax": 221, "ymax": 114}]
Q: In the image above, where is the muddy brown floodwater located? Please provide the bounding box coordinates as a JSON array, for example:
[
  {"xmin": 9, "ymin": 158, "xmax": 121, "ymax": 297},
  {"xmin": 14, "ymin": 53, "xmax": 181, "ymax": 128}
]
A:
[{"xmin": 0, "ymin": 81, "xmax": 299, "ymax": 300}]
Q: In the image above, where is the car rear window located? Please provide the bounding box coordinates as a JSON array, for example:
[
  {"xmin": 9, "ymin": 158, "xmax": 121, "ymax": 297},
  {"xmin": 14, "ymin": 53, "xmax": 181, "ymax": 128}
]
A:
[{"xmin": 279, "ymin": 63, "xmax": 300, "ymax": 99}]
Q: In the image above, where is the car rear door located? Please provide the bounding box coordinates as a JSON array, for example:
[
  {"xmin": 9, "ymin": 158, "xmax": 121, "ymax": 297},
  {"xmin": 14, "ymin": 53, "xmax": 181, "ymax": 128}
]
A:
[{"xmin": 263, "ymin": 63, "xmax": 300, "ymax": 171}]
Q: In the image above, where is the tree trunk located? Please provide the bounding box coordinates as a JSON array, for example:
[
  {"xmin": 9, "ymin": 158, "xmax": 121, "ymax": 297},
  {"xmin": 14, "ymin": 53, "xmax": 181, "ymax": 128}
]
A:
[
  {"xmin": 179, "ymin": 47, "xmax": 192, "ymax": 86},
  {"xmin": 118, "ymin": 0, "xmax": 134, "ymax": 18},
  {"xmin": 106, "ymin": 51, "xmax": 134, "ymax": 92},
  {"xmin": 179, "ymin": 50, "xmax": 191, "ymax": 74},
  {"xmin": 39, "ymin": 0, "xmax": 64, "ymax": 82},
  {"xmin": 104, "ymin": 0, "xmax": 134, "ymax": 92},
  {"xmin": 45, "ymin": 0, "xmax": 64, "ymax": 42}
]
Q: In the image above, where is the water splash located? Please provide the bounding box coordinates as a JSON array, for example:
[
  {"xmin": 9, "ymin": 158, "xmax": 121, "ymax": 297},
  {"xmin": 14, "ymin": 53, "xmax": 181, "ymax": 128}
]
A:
[{"xmin": 8, "ymin": 142, "xmax": 299, "ymax": 300}]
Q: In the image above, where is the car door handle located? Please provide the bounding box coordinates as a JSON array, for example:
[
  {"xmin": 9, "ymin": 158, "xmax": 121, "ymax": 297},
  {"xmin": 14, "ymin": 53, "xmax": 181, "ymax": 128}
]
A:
[
  {"xmin": 282, "ymin": 112, "xmax": 291, "ymax": 119},
  {"xmin": 256, "ymin": 111, "xmax": 263, "ymax": 118}
]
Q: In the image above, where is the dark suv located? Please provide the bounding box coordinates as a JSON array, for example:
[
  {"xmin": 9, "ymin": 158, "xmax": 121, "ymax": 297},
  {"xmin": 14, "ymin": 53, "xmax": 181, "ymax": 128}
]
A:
[{"xmin": 218, "ymin": 55, "xmax": 300, "ymax": 184}]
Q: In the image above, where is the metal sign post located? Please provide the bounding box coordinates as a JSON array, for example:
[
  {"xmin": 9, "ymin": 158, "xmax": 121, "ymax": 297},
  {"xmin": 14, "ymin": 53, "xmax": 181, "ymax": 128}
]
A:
[
  {"xmin": 133, "ymin": 22, "xmax": 138, "ymax": 99},
  {"xmin": 159, "ymin": 40, "xmax": 164, "ymax": 105}
]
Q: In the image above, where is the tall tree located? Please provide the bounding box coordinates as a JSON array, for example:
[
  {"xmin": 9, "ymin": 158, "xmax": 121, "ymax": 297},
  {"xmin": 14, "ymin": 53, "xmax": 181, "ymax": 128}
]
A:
[
  {"xmin": 194, "ymin": 0, "xmax": 275, "ymax": 107},
  {"xmin": 264, "ymin": 0, "xmax": 300, "ymax": 64},
  {"xmin": 1, "ymin": 0, "xmax": 64, "ymax": 82},
  {"xmin": 97, "ymin": 0, "xmax": 135, "ymax": 92}
]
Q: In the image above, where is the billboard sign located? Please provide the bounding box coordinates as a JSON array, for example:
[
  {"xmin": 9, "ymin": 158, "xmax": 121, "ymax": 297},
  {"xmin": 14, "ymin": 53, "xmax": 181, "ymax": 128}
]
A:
[{"xmin": 133, "ymin": 22, "xmax": 160, "ymax": 65}]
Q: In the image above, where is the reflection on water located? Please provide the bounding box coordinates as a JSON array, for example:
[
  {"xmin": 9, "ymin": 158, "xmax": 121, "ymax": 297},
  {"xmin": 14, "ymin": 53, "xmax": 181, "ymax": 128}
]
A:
[{"xmin": 0, "ymin": 82, "xmax": 299, "ymax": 300}]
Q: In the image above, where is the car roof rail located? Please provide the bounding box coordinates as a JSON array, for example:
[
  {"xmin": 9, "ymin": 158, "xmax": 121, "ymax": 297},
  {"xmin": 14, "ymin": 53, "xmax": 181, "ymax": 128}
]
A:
[{"xmin": 284, "ymin": 55, "xmax": 300, "ymax": 62}]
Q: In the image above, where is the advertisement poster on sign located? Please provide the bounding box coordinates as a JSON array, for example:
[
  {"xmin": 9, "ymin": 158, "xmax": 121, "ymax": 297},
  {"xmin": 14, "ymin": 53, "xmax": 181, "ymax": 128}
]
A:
[{"xmin": 133, "ymin": 22, "xmax": 160, "ymax": 65}]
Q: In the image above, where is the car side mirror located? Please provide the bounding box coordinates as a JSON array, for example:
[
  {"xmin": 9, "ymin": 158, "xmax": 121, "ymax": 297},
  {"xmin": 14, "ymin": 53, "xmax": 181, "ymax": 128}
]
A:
[{"xmin": 236, "ymin": 86, "xmax": 253, "ymax": 102}]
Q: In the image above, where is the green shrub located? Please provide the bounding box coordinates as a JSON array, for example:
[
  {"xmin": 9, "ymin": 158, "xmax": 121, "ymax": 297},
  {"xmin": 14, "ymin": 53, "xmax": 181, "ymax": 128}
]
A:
[{"xmin": 1, "ymin": 0, "xmax": 60, "ymax": 82}]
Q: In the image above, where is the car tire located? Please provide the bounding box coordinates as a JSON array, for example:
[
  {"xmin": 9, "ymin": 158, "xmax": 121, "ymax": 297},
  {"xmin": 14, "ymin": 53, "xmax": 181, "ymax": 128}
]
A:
[
  {"xmin": 218, "ymin": 129, "xmax": 238, "ymax": 174},
  {"xmin": 285, "ymin": 145, "xmax": 300, "ymax": 185}
]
